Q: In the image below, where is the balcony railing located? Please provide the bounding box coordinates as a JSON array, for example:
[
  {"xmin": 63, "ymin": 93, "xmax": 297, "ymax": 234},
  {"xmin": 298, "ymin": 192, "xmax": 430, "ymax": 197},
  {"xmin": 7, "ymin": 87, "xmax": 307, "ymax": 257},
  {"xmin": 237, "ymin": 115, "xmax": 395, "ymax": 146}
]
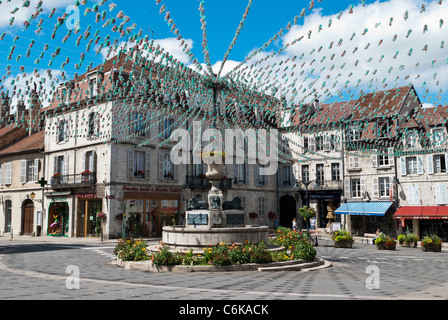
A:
[
  {"xmin": 295, "ymin": 180, "xmax": 342, "ymax": 190},
  {"xmin": 51, "ymin": 172, "xmax": 96, "ymax": 189}
]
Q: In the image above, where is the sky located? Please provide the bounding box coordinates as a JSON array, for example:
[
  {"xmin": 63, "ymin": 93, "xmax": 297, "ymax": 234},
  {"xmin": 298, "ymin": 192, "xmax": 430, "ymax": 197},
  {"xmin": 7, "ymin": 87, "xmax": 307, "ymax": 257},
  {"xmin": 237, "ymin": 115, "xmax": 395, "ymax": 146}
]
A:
[{"xmin": 0, "ymin": 0, "xmax": 447, "ymax": 110}]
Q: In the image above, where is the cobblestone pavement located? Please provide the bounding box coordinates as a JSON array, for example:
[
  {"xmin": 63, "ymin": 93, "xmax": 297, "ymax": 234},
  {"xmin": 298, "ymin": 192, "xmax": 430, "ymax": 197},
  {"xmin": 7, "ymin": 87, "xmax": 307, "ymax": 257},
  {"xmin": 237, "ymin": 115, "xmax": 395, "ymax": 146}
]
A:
[{"xmin": 0, "ymin": 236, "xmax": 447, "ymax": 301}]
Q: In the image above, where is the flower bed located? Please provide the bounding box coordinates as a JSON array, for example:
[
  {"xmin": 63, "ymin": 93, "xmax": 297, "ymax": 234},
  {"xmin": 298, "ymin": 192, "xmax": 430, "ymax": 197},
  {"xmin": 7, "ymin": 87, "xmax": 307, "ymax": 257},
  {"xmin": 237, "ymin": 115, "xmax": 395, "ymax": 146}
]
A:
[
  {"xmin": 421, "ymin": 234, "xmax": 443, "ymax": 252},
  {"xmin": 114, "ymin": 238, "xmax": 149, "ymax": 261}
]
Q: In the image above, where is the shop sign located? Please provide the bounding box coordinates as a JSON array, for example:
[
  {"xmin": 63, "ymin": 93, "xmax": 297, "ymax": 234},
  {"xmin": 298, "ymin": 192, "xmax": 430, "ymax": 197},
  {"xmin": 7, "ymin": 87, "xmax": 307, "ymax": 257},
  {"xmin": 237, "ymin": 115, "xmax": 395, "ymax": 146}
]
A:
[
  {"xmin": 305, "ymin": 192, "xmax": 341, "ymax": 200},
  {"xmin": 123, "ymin": 186, "xmax": 183, "ymax": 193},
  {"xmin": 75, "ymin": 193, "xmax": 97, "ymax": 198}
]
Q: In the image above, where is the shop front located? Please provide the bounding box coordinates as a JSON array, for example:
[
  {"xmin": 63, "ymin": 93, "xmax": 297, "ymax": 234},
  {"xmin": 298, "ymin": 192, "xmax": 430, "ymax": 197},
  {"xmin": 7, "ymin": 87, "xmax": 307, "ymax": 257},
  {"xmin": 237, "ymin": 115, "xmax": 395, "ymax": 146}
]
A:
[
  {"xmin": 301, "ymin": 191, "xmax": 342, "ymax": 229},
  {"xmin": 122, "ymin": 186, "xmax": 182, "ymax": 238},
  {"xmin": 335, "ymin": 201, "xmax": 395, "ymax": 235},
  {"xmin": 393, "ymin": 206, "xmax": 448, "ymax": 242},
  {"xmin": 77, "ymin": 194, "xmax": 103, "ymax": 238}
]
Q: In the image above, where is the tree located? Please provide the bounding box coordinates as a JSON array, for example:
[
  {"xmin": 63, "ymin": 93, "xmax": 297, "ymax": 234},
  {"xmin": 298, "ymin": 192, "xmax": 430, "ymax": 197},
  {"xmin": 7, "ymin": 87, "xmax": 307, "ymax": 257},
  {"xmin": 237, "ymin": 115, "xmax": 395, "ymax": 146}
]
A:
[{"xmin": 298, "ymin": 205, "xmax": 316, "ymax": 233}]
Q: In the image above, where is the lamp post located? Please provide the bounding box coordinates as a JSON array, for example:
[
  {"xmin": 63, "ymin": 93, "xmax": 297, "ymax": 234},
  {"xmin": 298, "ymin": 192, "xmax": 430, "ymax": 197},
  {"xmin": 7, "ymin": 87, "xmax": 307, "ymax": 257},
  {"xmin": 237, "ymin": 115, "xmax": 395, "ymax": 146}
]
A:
[{"xmin": 295, "ymin": 179, "xmax": 319, "ymax": 207}]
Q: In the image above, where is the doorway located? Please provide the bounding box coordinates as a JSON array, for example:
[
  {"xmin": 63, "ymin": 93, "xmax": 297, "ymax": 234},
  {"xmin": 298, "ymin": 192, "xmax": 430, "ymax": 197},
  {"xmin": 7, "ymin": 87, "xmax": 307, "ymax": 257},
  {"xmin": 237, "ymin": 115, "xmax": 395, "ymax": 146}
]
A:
[
  {"xmin": 77, "ymin": 199, "xmax": 102, "ymax": 237},
  {"xmin": 279, "ymin": 195, "xmax": 296, "ymax": 228},
  {"xmin": 22, "ymin": 200, "xmax": 34, "ymax": 235}
]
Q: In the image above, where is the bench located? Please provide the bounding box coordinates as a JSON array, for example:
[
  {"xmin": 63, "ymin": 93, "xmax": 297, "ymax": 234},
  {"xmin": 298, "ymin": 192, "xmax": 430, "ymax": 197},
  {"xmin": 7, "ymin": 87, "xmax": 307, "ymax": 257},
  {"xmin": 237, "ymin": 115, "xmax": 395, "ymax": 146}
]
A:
[{"xmin": 361, "ymin": 233, "xmax": 377, "ymax": 244}]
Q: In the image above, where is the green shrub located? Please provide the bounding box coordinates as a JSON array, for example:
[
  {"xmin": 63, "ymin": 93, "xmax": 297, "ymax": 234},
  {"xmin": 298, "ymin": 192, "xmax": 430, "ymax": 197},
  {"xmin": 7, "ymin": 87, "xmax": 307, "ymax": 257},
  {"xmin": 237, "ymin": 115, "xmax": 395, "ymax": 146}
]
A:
[
  {"xmin": 151, "ymin": 243, "xmax": 181, "ymax": 266},
  {"xmin": 331, "ymin": 229, "xmax": 353, "ymax": 242}
]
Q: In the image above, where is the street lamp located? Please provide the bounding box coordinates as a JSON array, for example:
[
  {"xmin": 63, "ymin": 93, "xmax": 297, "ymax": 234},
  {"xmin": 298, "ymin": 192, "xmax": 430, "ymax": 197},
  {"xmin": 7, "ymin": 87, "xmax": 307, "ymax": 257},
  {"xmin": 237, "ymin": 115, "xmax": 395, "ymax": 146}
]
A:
[{"xmin": 295, "ymin": 179, "xmax": 320, "ymax": 207}]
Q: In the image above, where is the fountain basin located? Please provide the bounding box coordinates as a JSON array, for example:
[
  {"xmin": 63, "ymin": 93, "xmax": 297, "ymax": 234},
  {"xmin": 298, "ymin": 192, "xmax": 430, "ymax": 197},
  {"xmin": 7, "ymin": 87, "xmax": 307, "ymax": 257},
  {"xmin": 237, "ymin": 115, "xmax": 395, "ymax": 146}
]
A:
[{"xmin": 160, "ymin": 225, "xmax": 269, "ymax": 253}]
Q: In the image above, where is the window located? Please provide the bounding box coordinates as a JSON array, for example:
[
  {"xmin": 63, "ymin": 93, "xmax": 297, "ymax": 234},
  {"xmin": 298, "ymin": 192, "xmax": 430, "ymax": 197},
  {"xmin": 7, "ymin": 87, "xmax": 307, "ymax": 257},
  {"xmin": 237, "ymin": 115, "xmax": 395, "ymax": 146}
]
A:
[
  {"xmin": 433, "ymin": 128, "xmax": 444, "ymax": 146},
  {"xmin": 255, "ymin": 165, "xmax": 267, "ymax": 186},
  {"xmin": 128, "ymin": 150, "xmax": 150, "ymax": 179},
  {"xmin": 330, "ymin": 134, "xmax": 337, "ymax": 150},
  {"xmin": 316, "ymin": 164, "xmax": 324, "ymax": 185},
  {"xmin": 0, "ymin": 163, "xmax": 3, "ymax": 185},
  {"xmin": 348, "ymin": 125, "xmax": 361, "ymax": 141},
  {"xmin": 134, "ymin": 112, "xmax": 146, "ymax": 137},
  {"xmin": 282, "ymin": 165, "xmax": 292, "ymax": 187},
  {"xmin": 57, "ymin": 120, "xmax": 68, "ymax": 143},
  {"xmin": 434, "ymin": 155, "xmax": 446, "ymax": 173},
  {"xmin": 406, "ymin": 157, "xmax": 418, "ymax": 174},
  {"xmin": 88, "ymin": 112, "xmax": 99, "ymax": 138},
  {"xmin": 235, "ymin": 164, "xmax": 247, "ymax": 184},
  {"xmin": 406, "ymin": 131, "xmax": 417, "ymax": 149},
  {"xmin": 21, "ymin": 159, "xmax": 39, "ymax": 183},
  {"xmin": 134, "ymin": 151, "xmax": 146, "ymax": 178},
  {"xmin": 301, "ymin": 165, "xmax": 309, "ymax": 182},
  {"xmin": 162, "ymin": 153, "xmax": 174, "ymax": 180},
  {"xmin": 351, "ymin": 178, "xmax": 362, "ymax": 198},
  {"xmin": 331, "ymin": 163, "xmax": 340, "ymax": 181},
  {"xmin": 316, "ymin": 136, "xmax": 324, "ymax": 151},
  {"xmin": 303, "ymin": 137, "xmax": 309, "ymax": 152},
  {"xmin": 379, "ymin": 177, "xmax": 390, "ymax": 197},
  {"xmin": 4, "ymin": 200, "xmax": 12, "ymax": 233},
  {"xmin": 348, "ymin": 153, "xmax": 360, "ymax": 169},
  {"xmin": 379, "ymin": 151, "xmax": 391, "ymax": 167},
  {"xmin": 161, "ymin": 117, "xmax": 175, "ymax": 140},
  {"xmin": 378, "ymin": 121, "xmax": 390, "ymax": 138}
]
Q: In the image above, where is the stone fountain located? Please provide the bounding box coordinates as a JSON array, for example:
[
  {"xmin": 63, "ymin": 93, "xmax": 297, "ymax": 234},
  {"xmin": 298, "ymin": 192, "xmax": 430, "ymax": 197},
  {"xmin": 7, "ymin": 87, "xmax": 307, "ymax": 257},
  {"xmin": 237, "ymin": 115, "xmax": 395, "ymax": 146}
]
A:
[{"xmin": 158, "ymin": 77, "xmax": 269, "ymax": 253}]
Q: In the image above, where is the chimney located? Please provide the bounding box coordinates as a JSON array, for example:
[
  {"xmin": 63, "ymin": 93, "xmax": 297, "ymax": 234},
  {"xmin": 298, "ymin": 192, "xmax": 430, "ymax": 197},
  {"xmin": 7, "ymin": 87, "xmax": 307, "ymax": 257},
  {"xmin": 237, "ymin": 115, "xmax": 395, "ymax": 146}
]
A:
[{"xmin": 0, "ymin": 93, "xmax": 11, "ymax": 128}]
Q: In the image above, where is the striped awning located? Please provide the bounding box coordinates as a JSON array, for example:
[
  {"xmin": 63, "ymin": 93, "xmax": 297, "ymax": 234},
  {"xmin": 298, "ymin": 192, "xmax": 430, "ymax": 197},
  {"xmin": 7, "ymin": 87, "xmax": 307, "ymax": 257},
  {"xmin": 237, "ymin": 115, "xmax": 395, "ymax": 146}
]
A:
[
  {"xmin": 335, "ymin": 202, "xmax": 393, "ymax": 216},
  {"xmin": 393, "ymin": 206, "xmax": 448, "ymax": 220}
]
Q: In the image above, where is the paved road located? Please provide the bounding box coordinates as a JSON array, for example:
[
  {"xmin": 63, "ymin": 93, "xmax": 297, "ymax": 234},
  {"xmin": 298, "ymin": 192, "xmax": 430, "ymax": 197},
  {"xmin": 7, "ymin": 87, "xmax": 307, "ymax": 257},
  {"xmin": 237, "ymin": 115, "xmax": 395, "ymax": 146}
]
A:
[{"xmin": 0, "ymin": 237, "xmax": 447, "ymax": 302}]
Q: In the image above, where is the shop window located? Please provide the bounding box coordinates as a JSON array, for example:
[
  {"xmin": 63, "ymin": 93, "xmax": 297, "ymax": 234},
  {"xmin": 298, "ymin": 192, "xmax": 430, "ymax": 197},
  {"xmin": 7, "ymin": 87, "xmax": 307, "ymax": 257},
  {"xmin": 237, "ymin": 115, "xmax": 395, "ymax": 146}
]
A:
[{"xmin": 4, "ymin": 200, "xmax": 11, "ymax": 233}]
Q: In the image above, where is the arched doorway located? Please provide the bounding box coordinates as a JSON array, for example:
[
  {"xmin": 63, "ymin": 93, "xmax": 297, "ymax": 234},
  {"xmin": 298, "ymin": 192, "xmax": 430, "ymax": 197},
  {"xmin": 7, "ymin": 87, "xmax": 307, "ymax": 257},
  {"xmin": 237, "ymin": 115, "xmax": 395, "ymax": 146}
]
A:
[
  {"xmin": 279, "ymin": 195, "xmax": 296, "ymax": 228},
  {"xmin": 22, "ymin": 200, "xmax": 34, "ymax": 236}
]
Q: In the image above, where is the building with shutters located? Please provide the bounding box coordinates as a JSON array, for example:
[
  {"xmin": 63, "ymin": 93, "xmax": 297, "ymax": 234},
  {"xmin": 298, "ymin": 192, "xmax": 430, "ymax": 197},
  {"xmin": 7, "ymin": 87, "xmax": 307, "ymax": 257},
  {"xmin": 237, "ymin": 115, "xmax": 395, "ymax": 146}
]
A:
[
  {"xmin": 393, "ymin": 105, "xmax": 448, "ymax": 242},
  {"xmin": 40, "ymin": 50, "xmax": 281, "ymax": 239}
]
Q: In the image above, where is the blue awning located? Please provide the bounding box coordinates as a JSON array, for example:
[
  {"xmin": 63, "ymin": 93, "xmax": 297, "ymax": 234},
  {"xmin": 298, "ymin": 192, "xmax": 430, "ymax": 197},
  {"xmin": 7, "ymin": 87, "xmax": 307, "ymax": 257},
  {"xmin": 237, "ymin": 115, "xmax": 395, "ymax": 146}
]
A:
[{"xmin": 335, "ymin": 202, "xmax": 393, "ymax": 216}]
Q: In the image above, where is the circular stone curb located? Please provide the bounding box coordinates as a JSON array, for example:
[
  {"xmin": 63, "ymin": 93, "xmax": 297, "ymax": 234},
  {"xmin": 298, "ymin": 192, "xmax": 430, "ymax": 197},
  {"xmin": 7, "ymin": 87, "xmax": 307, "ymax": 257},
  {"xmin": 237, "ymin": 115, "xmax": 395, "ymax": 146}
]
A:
[{"xmin": 112, "ymin": 257, "xmax": 332, "ymax": 273}]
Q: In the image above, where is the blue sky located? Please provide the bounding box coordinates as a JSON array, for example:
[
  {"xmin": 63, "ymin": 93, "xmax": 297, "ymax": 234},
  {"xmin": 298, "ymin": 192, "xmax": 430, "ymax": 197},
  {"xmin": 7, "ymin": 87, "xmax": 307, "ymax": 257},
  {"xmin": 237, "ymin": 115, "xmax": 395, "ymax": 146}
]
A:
[{"xmin": 0, "ymin": 0, "xmax": 447, "ymax": 108}]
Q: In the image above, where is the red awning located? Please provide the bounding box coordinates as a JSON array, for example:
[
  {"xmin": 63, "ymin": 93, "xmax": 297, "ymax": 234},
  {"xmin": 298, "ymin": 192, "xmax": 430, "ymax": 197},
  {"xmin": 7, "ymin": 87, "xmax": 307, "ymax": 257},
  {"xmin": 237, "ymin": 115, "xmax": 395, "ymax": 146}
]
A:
[{"xmin": 393, "ymin": 206, "xmax": 448, "ymax": 220}]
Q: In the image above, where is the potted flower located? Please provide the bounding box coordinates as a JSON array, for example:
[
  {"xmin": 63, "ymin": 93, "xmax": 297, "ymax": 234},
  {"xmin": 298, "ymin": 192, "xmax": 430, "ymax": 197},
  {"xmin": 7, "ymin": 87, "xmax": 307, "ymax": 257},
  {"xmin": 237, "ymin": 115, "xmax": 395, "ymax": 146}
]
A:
[
  {"xmin": 52, "ymin": 173, "xmax": 63, "ymax": 185},
  {"xmin": 375, "ymin": 233, "xmax": 396, "ymax": 250},
  {"xmin": 397, "ymin": 234, "xmax": 406, "ymax": 246},
  {"xmin": 249, "ymin": 212, "xmax": 258, "ymax": 219},
  {"xmin": 332, "ymin": 229, "xmax": 354, "ymax": 248},
  {"xmin": 404, "ymin": 233, "xmax": 419, "ymax": 248},
  {"xmin": 81, "ymin": 170, "xmax": 91, "ymax": 183},
  {"xmin": 268, "ymin": 211, "xmax": 277, "ymax": 220},
  {"xmin": 421, "ymin": 234, "xmax": 443, "ymax": 252}
]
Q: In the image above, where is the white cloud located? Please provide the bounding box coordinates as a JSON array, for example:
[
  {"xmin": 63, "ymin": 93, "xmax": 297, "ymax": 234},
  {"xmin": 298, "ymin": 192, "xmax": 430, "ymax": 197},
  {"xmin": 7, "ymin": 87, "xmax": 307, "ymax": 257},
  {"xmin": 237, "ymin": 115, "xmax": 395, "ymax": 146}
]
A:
[{"xmin": 227, "ymin": 0, "xmax": 448, "ymax": 105}]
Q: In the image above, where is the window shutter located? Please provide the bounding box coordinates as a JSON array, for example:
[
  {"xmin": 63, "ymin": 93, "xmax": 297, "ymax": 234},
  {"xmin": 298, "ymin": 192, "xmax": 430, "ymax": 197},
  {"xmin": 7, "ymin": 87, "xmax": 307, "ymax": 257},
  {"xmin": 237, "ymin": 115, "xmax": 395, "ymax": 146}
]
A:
[
  {"xmin": 53, "ymin": 156, "xmax": 58, "ymax": 175},
  {"xmin": 414, "ymin": 186, "xmax": 419, "ymax": 204},
  {"xmin": 63, "ymin": 155, "xmax": 69, "ymax": 181},
  {"xmin": 94, "ymin": 113, "xmax": 100, "ymax": 137},
  {"xmin": 173, "ymin": 158, "xmax": 178, "ymax": 181},
  {"xmin": 373, "ymin": 177, "xmax": 379, "ymax": 197},
  {"xmin": 417, "ymin": 155, "xmax": 424, "ymax": 174},
  {"xmin": 354, "ymin": 155, "xmax": 360, "ymax": 168},
  {"xmin": 20, "ymin": 160, "xmax": 27, "ymax": 183},
  {"xmin": 427, "ymin": 155, "xmax": 434, "ymax": 175},
  {"xmin": 348, "ymin": 156, "xmax": 354, "ymax": 169},
  {"xmin": 255, "ymin": 164, "xmax": 260, "ymax": 186},
  {"xmin": 244, "ymin": 162, "xmax": 249, "ymax": 184},
  {"xmin": 344, "ymin": 178, "xmax": 351, "ymax": 199},
  {"xmin": 159, "ymin": 117, "xmax": 165, "ymax": 140},
  {"xmin": 127, "ymin": 150, "xmax": 134, "ymax": 179},
  {"xmin": 55, "ymin": 121, "xmax": 60, "ymax": 143},
  {"xmin": 145, "ymin": 152, "xmax": 151, "ymax": 180},
  {"xmin": 388, "ymin": 148, "xmax": 394, "ymax": 166},
  {"xmin": 324, "ymin": 135, "xmax": 330, "ymax": 151},
  {"xmin": 372, "ymin": 149, "xmax": 378, "ymax": 168},
  {"xmin": 33, "ymin": 159, "xmax": 39, "ymax": 182},
  {"xmin": 277, "ymin": 165, "xmax": 282, "ymax": 187},
  {"xmin": 360, "ymin": 178, "xmax": 366, "ymax": 195},
  {"xmin": 441, "ymin": 184, "xmax": 448, "ymax": 205},
  {"xmin": 158, "ymin": 152, "xmax": 164, "ymax": 180},
  {"xmin": 64, "ymin": 121, "xmax": 69, "ymax": 142},
  {"xmin": 5, "ymin": 162, "xmax": 12, "ymax": 185},
  {"xmin": 401, "ymin": 157, "xmax": 406, "ymax": 176},
  {"xmin": 81, "ymin": 152, "xmax": 86, "ymax": 172},
  {"xmin": 445, "ymin": 154, "xmax": 448, "ymax": 174},
  {"xmin": 93, "ymin": 151, "xmax": 97, "ymax": 174},
  {"xmin": 0, "ymin": 163, "xmax": 3, "ymax": 185},
  {"xmin": 407, "ymin": 186, "xmax": 414, "ymax": 205},
  {"xmin": 435, "ymin": 184, "xmax": 441, "ymax": 204}
]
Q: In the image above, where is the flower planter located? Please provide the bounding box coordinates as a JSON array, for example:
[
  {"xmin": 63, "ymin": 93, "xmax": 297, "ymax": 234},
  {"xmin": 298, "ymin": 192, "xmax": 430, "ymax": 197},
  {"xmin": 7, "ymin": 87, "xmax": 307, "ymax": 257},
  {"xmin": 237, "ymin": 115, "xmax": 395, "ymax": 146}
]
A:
[
  {"xmin": 334, "ymin": 240, "xmax": 353, "ymax": 248},
  {"xmin": 421, "ymin": 244, "xmax": 442, "ymax": 252},
  {"xmin": 376, "ymin": 242, "xmax": 396, "ymax": 250},
  {"xmin": 405, "ymin": 242, "xmax": 418, "ymax": 248}
]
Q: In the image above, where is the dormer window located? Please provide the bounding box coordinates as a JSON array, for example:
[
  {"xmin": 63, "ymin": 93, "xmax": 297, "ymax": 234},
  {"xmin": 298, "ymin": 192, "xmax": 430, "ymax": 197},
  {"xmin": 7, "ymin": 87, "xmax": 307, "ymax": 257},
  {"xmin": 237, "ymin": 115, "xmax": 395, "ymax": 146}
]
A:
[
  {"xmin": 378, "ymin": 121, "xmax": 390, "ymax": 138},
  {"xmin": 433, "ymin": 128, "xmax": 444, "ymax": 146},
  {"xmin": 406, "ymin": 131, "xmax": 417, "ymax": 149}
]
